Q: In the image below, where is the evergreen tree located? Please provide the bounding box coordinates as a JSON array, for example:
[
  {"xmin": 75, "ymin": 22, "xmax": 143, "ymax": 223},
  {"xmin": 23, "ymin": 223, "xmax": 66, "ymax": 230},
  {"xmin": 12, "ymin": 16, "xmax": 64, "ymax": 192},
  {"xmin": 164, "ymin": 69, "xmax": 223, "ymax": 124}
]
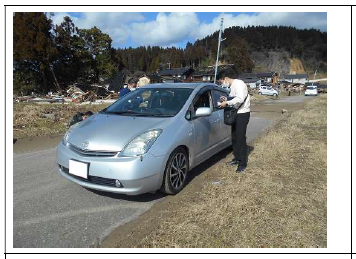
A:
[
  {"xmin": 78, "ymin": 27, "xmax": 117, "ymax": 83},
  {"xmin": 226, "ymin": 38, "xmax": 255, "ymax": 73},
  {"xmin": 13, "ymin": 12, "xmax": 59, "ymax": 93},
  {"xmin": 53, "ymin": 16, "xmax": 82, "ymax": 87}
]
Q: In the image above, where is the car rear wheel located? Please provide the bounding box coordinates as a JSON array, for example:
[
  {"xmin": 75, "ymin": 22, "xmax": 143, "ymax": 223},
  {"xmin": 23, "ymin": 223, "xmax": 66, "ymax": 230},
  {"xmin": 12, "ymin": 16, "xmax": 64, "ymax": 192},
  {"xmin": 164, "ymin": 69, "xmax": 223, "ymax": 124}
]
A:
[
  {"xmin": 160, "ymin": 147, "xmax": 188, "ymax": 195},
  {"xmin": 258, "ymin": 92, "xmax": 262, "ymax": 95},
  {"xmin": 273, "ymin": 93, "xmax": 278, "ymax": 97}
]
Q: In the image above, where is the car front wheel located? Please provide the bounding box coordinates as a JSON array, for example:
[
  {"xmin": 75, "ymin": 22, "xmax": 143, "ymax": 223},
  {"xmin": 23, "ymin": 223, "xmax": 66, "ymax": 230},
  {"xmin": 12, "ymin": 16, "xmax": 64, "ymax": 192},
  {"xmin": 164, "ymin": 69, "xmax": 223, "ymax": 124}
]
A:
[{"xmin": 160, "ymin": 147, "xmax": 189, "ymax": 195}]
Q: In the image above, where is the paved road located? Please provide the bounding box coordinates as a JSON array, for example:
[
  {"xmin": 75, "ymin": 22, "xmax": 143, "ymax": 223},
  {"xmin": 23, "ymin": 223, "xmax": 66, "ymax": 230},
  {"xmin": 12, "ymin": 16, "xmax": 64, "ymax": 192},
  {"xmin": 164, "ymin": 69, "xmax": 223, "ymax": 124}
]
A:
[
  {"xmin": 13, "ymin": 148, "xmax": 165, "ymax": 248},
  {"xmin": 13, "ymin": 95, "xmax": 312, "ymax": 248},
  {"xmin": 263, "ymin": 95, "xmax": 314, "ymax": 104}
]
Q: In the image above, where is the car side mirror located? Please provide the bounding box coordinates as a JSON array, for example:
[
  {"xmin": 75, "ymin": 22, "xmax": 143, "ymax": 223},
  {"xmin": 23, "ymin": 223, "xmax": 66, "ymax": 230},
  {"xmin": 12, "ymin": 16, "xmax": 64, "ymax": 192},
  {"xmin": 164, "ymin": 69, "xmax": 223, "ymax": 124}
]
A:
[
  {"xmin": 195, "ymin": 107, "xmax": 212, "ymax": 117},
  {"xmin": 185, "ymin": 110, "xmax": 192, "ymax": 120}
]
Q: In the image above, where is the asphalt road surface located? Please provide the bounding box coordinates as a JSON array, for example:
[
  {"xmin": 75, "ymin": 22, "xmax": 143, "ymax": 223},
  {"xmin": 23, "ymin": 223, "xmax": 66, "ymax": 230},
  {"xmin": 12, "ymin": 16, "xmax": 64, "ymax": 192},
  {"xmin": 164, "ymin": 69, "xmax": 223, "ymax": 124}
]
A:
[{"xmin": 13, "ymin": 95, "xmax": 312, "ymax": 248}]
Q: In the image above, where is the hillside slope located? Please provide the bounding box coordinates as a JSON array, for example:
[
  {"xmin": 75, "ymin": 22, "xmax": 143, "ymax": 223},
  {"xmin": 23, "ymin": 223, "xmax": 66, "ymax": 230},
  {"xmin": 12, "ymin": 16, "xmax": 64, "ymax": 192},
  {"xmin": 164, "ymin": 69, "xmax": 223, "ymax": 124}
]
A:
[
  {"xmin": 290, "ymin": 58, "xmax": 306, "ymax": 74},
  {"xmin": 251, "ymin": 51, "xmax": 309, "ymax": 76}
]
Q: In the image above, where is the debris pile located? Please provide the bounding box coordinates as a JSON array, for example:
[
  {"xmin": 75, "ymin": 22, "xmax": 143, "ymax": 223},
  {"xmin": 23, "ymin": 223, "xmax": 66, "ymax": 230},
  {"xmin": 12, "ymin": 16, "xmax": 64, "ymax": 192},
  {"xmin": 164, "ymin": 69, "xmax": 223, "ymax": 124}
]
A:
[
  {"xmin": 67, "ymin": 86, "xmax": 86, "ymax": 103},
  {"xmin": 14, "ymin": 84, "xmax": 120, "ymax": 104}
]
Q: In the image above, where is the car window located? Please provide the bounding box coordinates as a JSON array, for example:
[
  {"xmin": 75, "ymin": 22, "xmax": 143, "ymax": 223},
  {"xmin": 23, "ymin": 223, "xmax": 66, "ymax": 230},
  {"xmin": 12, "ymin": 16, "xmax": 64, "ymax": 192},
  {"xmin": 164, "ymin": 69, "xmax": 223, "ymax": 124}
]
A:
[
  {"xmin": 267, "ymin": 87, "xmax": 272, "ymax": 90},
  {"xmin": 212, "ymin": 90, "xmax": 228, "ymax": 110},
  {"xmin": 193, "ymin": 90, "xmax": 212, "ymax": 113},
  {"xmin": 103, "ymin": 88, "xmax": 193, "ymax": 117}
]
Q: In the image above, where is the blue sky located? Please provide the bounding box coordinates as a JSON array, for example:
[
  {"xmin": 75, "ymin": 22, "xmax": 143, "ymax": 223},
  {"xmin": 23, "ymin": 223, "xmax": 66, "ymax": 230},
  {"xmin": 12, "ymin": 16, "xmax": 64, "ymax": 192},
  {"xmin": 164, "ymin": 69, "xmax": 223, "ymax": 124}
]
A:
[{"xmin": 52, "ymin": 12, "xmax": 327, "ymax": 49}]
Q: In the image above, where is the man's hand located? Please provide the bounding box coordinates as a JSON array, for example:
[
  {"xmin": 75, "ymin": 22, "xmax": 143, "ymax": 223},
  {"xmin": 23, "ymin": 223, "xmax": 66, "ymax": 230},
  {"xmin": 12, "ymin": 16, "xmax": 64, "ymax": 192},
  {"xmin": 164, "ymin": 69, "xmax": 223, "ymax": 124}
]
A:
[
  {"xmin": 218, "ymin": 101, "xmax": 227, "ymax": 108},
  {"xmin": 220, "ymin": 96, "xmax": 227, "ymax": 102}
]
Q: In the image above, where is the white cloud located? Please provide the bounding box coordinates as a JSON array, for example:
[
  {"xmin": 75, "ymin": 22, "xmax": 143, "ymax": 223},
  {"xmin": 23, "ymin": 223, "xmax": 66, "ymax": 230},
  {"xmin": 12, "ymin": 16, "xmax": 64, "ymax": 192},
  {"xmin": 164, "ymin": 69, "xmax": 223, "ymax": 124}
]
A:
[
  {"xmin": 52, "ymin": 12, "xmax": 145, "ymax": 46},
  {"xmin": 130, "ymin": 12, "xmax": 200, "ymax": 47},
  {"xmin": 51, "ymin": 12, "xmax": 79, "ymax": 27},
  {"xmin": 191, "ymin": 12, "xmax": 327, "ymax": 40},
  {"xmin": 51, "ymin": 12, "xmax": 327, "ymax": 48}
]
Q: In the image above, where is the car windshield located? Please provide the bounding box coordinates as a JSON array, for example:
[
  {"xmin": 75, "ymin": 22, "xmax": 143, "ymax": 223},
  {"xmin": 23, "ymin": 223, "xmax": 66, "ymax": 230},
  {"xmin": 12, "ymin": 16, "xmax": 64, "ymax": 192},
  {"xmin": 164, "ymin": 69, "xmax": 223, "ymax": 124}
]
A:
[
  {"xmin": 102, "ymin": 88, "xmax": 193, "ymax": 117},
  {"xmin": 307, "ymin": 87, "xmax": 316, "ymax": 90}
]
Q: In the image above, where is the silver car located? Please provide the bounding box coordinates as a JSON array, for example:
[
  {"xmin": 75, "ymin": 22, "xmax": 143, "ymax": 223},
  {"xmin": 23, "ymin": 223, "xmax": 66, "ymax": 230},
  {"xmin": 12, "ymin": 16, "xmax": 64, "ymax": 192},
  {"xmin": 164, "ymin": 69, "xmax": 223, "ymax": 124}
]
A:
[{"xmin": 56, "ymin": 83, "xmax": 231, "ymax": 195}]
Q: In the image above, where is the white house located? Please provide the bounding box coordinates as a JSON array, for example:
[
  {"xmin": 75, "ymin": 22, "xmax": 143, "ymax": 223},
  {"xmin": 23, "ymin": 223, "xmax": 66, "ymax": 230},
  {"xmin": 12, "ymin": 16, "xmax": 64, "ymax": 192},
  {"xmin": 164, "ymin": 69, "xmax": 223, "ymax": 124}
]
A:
[
  {"xmin": 240, "ymin": 78, "xmax": 261, "ymax": 89},
  {"xmin": 284, "ymin": 74, "xmax": 308, "ymax": 84}
]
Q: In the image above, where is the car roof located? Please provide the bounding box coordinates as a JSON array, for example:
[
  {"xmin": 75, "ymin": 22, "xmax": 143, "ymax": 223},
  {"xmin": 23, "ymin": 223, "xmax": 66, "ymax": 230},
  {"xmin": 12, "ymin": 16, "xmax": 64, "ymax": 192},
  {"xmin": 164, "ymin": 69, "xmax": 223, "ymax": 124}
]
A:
[{"xmin": 143, "ymin": 83, "xmax": 216, "ymax": 90}]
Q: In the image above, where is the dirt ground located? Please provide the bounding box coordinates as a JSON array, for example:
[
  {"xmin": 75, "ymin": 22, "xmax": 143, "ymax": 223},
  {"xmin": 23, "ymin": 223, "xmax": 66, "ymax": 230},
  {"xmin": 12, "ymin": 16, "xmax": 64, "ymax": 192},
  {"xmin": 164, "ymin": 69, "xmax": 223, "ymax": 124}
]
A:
[
  {"xmin": 99, "ymin": 95, "xmax": 324, "ymax": 248},
  {"xmin": 13, "ymin": 135, "xmax": 64, "ymax": 153},
  {"xmin": 13, "ymin": 102, "xmax": 110, "ymax": 140},
  {"xmin": 251, "ymin": 99, "xmax": 306, "ymax": 119}
]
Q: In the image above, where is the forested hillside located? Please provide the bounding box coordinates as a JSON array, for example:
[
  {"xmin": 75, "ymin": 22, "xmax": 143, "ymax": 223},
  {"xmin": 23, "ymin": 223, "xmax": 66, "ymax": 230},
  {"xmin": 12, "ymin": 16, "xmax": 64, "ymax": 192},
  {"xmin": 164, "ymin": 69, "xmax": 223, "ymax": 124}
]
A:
[{"xmin": 13, "ymin": 12, "xmax": 327, "ymax": 94}]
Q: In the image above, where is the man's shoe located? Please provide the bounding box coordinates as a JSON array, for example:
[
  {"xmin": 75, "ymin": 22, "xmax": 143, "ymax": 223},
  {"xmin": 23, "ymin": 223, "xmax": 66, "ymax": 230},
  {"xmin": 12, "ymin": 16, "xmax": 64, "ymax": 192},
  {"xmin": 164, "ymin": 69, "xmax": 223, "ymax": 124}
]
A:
[
  {"xmin": 236, "ymin": 165, "xmax": 247, "ymax": 173},
  {"xmin": 226, "ymin": 159, "xmax": 238, "ymax": 166}
]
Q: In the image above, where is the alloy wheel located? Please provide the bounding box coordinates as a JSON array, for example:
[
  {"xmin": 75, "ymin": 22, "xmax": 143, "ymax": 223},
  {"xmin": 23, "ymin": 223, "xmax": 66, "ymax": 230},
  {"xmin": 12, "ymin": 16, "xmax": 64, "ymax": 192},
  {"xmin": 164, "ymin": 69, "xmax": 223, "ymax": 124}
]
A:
[{"xmin": 169, "ymin": 152, "xmax": 187, "ymax": 190}]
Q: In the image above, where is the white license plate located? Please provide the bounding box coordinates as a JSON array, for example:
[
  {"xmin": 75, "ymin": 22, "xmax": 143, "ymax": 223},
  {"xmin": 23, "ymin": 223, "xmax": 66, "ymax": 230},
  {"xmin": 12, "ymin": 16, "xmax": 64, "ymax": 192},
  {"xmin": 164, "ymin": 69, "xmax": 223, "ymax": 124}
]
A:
[{"xmin": 69, "ymin": 160, "xmax": 88, "ymax": 179}]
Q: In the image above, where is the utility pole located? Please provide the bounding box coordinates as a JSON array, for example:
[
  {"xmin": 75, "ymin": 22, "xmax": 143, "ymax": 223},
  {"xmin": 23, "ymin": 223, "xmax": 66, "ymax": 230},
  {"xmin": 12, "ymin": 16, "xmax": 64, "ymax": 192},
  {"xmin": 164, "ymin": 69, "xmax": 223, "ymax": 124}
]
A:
[
  {"xmin": 312, "ymin": 69, "xmax": 317, "ymax": 86},
  {"xmin": 214, "ymin": 18, "xmax": 224, "ymax": 84}
]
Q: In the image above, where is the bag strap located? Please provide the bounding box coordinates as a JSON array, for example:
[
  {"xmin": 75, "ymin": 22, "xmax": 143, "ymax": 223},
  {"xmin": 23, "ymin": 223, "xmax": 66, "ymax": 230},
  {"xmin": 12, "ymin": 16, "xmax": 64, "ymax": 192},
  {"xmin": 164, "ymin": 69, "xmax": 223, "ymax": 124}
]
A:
[{"xmin": 236, "ymin": 94, "xmax": 249, "ymax": 111}]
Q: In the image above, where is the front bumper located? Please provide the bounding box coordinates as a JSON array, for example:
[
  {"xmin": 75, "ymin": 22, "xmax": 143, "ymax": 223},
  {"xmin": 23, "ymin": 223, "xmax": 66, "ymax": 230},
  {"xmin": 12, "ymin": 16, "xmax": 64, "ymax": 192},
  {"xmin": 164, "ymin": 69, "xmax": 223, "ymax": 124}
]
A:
[{"xmin": 56, "ymin": 142, "xmax": 168, "ymax": 195}]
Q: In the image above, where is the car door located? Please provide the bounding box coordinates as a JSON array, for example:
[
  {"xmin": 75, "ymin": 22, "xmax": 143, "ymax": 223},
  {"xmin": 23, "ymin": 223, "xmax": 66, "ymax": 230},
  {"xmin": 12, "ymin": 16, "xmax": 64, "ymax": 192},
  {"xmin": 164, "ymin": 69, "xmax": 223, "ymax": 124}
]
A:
[
  {"xmin": 189, "ymin": 87, "xmax": 219, "ymax": 164},
  {"xmin": 261, "ymin": 86, "xmax": 267, "ymax": 95},
  {"xmin": 211, "ymin": 89, "xmax": 231, "ymax": 144}
]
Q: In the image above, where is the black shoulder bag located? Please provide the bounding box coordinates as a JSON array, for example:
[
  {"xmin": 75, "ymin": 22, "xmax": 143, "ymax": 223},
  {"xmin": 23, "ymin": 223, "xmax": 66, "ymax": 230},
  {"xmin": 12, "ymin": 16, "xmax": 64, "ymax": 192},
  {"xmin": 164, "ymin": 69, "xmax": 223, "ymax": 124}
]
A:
[{"xmin": 223, "ymin": 94, "xmax": 249, "ymax": 126}]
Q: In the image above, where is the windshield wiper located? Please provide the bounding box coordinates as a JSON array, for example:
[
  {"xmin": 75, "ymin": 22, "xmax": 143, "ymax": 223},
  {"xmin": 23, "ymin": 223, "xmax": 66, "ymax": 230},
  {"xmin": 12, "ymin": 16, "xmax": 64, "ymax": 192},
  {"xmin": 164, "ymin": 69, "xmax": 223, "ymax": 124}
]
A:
[
  {"xmin": 105, "ymin": 110, "xmax": 173, "ymax": 117},
  {"xmin": 149, "ymin": 114, "xmax": 174, "ymax": 117},
  {"xmin": 105, "ymin": 110, "xmax": 141, "ymax": 115}
]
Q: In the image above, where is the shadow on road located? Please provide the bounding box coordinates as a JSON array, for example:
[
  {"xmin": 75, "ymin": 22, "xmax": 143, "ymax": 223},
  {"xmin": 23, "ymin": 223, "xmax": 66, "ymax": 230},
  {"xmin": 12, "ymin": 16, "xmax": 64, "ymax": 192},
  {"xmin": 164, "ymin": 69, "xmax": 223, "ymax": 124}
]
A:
[{"xmin": 87, "ymin": 188, "xmax": 167, "ymax": 202}]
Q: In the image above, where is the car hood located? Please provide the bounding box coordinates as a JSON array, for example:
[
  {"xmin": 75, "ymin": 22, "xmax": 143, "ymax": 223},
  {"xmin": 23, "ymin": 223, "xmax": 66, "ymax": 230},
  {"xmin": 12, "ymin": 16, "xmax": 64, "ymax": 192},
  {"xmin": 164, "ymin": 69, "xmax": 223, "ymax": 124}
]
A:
[{"xmin": 67, "ymin": 113, "xmax": 171, "ymax": 151}]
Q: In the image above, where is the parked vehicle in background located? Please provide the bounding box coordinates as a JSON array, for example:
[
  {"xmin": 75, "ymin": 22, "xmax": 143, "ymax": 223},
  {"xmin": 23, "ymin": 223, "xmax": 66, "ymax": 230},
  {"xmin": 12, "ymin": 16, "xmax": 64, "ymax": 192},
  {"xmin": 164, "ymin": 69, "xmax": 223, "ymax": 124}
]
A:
[
  {"xmin": 305, "ymin": 86, "xmax": 318, "ymax": 96},
  {"xmin": 57, "ymin": 83, "xmax": 231, "ymax": 196},
  {"xmin": 258, "ymin": 85, "xmax": 279, "ymax": 97}
]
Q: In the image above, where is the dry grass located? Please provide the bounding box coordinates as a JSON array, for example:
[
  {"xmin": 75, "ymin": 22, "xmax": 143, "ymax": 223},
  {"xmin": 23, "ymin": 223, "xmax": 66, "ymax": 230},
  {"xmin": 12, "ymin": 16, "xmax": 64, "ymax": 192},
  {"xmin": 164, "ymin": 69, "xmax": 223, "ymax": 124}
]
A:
[
  {"xmin": 13, "ymin": 102, "xmax": 110, "ymax": 139},
  {"xmin": 137, "ymin": 95, "xmax": 327, "ymax": 248}
]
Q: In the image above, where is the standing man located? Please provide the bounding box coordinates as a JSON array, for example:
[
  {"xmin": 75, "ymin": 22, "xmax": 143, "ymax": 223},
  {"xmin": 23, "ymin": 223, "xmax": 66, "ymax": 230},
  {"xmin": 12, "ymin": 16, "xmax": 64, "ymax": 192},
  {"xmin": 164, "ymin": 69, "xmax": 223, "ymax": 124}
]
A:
[
  {"xmin": 119, "ymin": 78, "xmax": 138, "ymax": 98},
  {"xmin": 217, "ymin": 71, "xmax": 251, "ymax": 173}
]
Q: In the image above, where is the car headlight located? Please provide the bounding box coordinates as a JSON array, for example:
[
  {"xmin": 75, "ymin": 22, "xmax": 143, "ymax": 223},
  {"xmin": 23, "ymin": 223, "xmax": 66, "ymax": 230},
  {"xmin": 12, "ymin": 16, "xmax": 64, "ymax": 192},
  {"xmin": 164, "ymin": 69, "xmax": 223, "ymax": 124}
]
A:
[
  {"xmin": 62, "ymin": 123, "xmax": 80, "ymax": 146},
  {"xmin": 120, "ymin": 129, "xmax": 162, "ymax": 157}
]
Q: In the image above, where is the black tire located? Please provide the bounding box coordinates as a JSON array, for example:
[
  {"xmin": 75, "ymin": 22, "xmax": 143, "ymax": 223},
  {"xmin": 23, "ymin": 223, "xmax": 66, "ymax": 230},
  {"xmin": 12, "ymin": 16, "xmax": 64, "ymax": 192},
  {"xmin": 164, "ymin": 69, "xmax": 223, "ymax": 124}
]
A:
[
  {"xmin": 160, "ymin": 147, "xmax": 189, "ymax": 195},
  {"xmin": 273, "ymin": 93, "xmax": 277, "ymax": 97},
  {"xmin": 258, "ymin": 92, "xmax": 262, "ymax": 95}
]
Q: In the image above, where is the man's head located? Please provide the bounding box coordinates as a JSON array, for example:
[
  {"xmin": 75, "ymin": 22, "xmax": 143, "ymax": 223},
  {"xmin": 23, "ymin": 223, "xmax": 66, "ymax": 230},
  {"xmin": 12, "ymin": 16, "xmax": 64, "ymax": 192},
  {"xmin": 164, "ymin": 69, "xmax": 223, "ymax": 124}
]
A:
[
  {"xmin": 128, "ymin": 78, "xmax": 138, "ymax": 90},
  {"xmin": 216, "ymin": 70, "xmax": 237, "ymax": 87},
  {"xmin": 82, "ymin": 111, "xmax": 93, "ymax": 120}
]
